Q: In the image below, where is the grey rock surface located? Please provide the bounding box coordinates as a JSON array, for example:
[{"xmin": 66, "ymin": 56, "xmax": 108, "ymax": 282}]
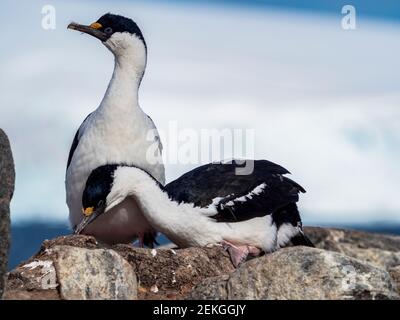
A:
[
  {"xmin": 55, "ymin": 246, "xmax": 137, "ymax": 300},
  {"xmin": 4, "ymin": 235, "xmax": 234, "ymax": 300},
  {"xmin": 5, "ymin": 244, "xmax": 138, "ymax": 300},
  {"xmin": 305, "ymin": 227, "xmax": 400, "ymax": 269},
  {"xmin": 0, "ymin": 129, "xmax": 15, "ymax": 298},
  {"xmin": 188, "ymin": 247, "xmax": 399, "ymax": 300},
  {"xmin": 3, "ymin": 228, "xmax": 400, "ymax": 300},
  {"xmin": 389, "ymin": 265, "xmax": 400, "ymax": 294}
]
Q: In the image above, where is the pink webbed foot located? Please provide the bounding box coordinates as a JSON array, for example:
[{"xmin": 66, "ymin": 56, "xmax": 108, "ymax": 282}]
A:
[{"xmin": 221, "ymin": 240, "xmax": 262, "ymax": 267}]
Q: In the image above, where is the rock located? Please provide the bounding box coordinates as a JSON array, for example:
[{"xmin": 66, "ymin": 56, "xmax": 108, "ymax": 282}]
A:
[
  {"xmin": 114, "ymin": 243, "xmax": 234, "ymax": 299},
  {"xmin": 4, "ymin": 259, "xmax": 59, "ymax": 300},
  {"xmin": 55, "ymin": 246, "xmax": 137, "ymax": 300},
  {"xmin": 304, "ymin": 227, "xmax": 400, "ymax": 270},
  {"xmin": 4, "ymin": 235, "xmax": 234, "ymax": 300},
  {"xmin": 4, "ymin": 227, "xmax": 400, "ymax": 300},
  {"xmin": 188, "ymin": 247, "xmax": 399, "ymax": 300},
  {"xmin": 0, "ymin": 129, "xmax": 15, "ymax": 298},
  {"xmin": 389, "ymin": 266, "xmax": 400, "ymax": 294},
  {"xmin": 4, "ymin": 244, "xmax": 138, "ymax": 300}
]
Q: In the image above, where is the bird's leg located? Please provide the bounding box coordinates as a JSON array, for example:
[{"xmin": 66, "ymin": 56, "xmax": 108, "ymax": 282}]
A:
[
  {"xmin": 138, "ymin": 232, "xmax": 144, "ymax": 248},
  {"xmin": 221, "ymin": 240, "xmax": 259, "ymax": 267}
]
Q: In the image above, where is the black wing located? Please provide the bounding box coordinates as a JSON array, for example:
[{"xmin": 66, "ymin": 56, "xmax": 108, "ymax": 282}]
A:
[
  {"xmin": 165, "ymin": 159, "xmax": 305, "ymax": 223},
  {"xmin": 66, "ymin": 113, "xmax": 93, "ymax": 171}
]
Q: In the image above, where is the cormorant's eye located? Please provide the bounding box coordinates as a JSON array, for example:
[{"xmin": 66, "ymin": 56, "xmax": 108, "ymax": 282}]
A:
[{"xmin": 104, "ymin": 27, "xmax": 113, "ymax": 34}]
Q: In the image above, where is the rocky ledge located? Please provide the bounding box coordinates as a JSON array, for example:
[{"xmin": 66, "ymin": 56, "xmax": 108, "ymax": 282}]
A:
[{"xmin": 3, "ymin": 227, "xmax": 400, "ymax": 300}]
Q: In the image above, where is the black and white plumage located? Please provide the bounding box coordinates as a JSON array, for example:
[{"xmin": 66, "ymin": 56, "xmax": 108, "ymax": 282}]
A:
[
  {"xmin": 76, "ymin": 160, "xmax": 313, "ymax": 265},
  {"xmin": 66, "ymin": 14, "xmax": 164, "ymax": 245},
  {"xmin": 166, "ymin": 160, "xmax": 304, "ymax": 220}
]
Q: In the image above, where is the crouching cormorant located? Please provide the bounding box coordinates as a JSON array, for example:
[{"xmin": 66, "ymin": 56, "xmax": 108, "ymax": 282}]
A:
[{"xmin": 76, "ymin": 160, "xmax": 313, "ymax": 266}]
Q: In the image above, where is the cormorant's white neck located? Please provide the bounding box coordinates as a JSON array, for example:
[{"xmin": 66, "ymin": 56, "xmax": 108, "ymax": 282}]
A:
[
  {"xmin": 105, "ymin": 167, "xmax": 218, "ymax": 246},
  {"xmin": 99, "ymin": 33, "xmax": 147, "ymax": 114},
  {"xmin": 104, "ymin": 167, "xmax": 278, "ymax": 250}
]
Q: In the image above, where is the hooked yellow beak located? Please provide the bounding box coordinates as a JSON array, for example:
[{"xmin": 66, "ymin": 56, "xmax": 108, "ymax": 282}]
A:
[{"xmin": 83, "ymin": 207, "xmax": 94, "ymax": 217}]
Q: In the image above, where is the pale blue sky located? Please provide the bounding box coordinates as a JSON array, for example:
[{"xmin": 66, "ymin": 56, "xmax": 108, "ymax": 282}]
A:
[{"xmin": 1, "ymin": 0, "xmax": 399, "ymax": 225}]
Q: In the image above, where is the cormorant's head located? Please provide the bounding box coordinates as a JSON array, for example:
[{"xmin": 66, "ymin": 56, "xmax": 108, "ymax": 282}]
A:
[
  {"xmin": 75, "ymin": 163, "xmax": 160, "ymax": 234},
  {"xmin": 75, "ymin": 164, "xmax": 119, "ymax": 234},
  {"xmin": 67, "ymin": 13, "xmax": 147, "ymax": 68}
]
